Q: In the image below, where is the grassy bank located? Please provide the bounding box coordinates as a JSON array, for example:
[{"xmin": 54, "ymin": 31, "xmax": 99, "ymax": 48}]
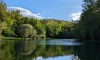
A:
[{"xmin": 1, "ymin": 37, "xmax": 51, "ymax": 40}]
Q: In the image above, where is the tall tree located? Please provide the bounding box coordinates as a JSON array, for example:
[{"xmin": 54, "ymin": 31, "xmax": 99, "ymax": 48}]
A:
[{"xmin": 74, "ymin": 0, "xmax": 100, "ymax": 41}]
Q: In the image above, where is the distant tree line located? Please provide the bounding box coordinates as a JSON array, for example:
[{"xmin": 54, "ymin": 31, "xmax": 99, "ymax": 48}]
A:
[
  {"xmin": 0, "ymin": 1, "xmax": 75, "ymax": 39},
  {"xmin": 1, "ymin": 0, "xmax": 99, "ymax": 41}
]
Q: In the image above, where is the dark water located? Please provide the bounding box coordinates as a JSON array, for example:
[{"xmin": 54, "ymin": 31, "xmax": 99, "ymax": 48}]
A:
[{"xmin": 0, "ymin": 39, "xmax": 100, "ymax": 60}]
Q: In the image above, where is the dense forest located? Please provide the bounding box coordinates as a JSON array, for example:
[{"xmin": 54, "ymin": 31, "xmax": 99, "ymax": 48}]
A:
[
  {"xmin": 74, "ymin": 0, "xmax": 100, "ymax": 42},
  {"xmin": 1, "ymin": 0, "xmax": 100, "ymax": 42},
  {"xmin": 0, "ymin": 1, "xmax": 75, "ymax": 39}
]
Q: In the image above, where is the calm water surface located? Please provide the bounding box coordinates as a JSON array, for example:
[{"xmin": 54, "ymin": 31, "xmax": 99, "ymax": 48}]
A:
[{"xmin": 0, "ymin": 39, "xmax": 100, "ymax": 60}]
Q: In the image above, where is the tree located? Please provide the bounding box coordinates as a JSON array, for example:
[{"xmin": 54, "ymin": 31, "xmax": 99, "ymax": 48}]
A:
[
  {"xmin": 74, "ymin": 0, "xmax": 100, "ymax": 41},
  {"xmin": 0, "ymin": 1, "xmax": 75, "ymax": 39},
  {"xmin": 33, "ymin": 20, "xmax": 46, "ymax": 38},
  {"xmin": 2, "ymin": 27, "xmax": 15, "ymax": 37},
  {"xmin": 16, "ymin": 24, "xmax": 37, "ymax": 38},
  {"xmin": 0, "ymin": 1, "xmax": 14, "ymax": 26},
  {"xmin": 0, "ymin": 21, "xmax": 7, "ymax": 39}
]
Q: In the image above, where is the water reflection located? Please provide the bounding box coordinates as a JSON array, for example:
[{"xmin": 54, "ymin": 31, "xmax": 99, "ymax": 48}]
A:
[
  {"xmin": 35, "ymin": 55, "xmax": 77, "ymax": 60},
  {"xmin": 38, "ymin": 39, "xmax": 81, "ymax": 46},
  {"xmin": 0, "ymin": 39, "xmax": 99, "ymax": 60},
  {"xmin": 75, "ymin": 43, "xmax": 100, "ymax": 60}
]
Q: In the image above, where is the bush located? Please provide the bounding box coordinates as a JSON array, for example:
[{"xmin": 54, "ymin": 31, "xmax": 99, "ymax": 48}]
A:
[{"xmin": 16, "ymin": 24, "xmax": 37, "ymax": 38}]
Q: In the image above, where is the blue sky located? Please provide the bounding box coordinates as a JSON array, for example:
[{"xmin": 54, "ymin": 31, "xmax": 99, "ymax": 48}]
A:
[{"xmin": 4, "ymin": 0, "xmax": 83, "ymax": 21}]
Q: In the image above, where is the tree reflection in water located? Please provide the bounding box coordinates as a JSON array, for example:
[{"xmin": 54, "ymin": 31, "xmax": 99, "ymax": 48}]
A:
[
  {"xmin": 74, "ymin": 43, "xmax": 100, "ymax": 60},
  {"xmin": 0, "ymin": 40, "xmax": 99, "ymax": 60}
]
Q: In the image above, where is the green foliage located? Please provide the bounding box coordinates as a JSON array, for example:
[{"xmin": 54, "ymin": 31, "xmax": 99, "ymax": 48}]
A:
[
  {"xmin": 2, "ymin": 27, "xmax": 15, "ymax": 37},
  {"xmin": 74, "ymin": 0, "xmax": 100, "ymax": 41},
  {"xmin": 0, "ymin": 21, "xmax": 7, "ymax": 34},
  {"xmin": 42, "ymin": 19, "xmax": 75, "ymax": 38},
  {"xmin": 33, "ymin": 20, "xmax": 46, "ymax": 38},
  {"xmin": 0, "ymin": 1, "xmax": 75, "ymax": 39},
  {"xmin": 16, "ymin": 24, "xmax": 37, "ymax": 38}
]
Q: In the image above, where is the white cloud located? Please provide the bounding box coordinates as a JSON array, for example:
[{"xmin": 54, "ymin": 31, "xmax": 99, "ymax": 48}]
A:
[
  {"xmin": 71, "ymin": 12, "xmax": 82, "ymax": 21},
  {"xmin": 8, "ymin": 7, "xmax": 44, "ymax": 19}
]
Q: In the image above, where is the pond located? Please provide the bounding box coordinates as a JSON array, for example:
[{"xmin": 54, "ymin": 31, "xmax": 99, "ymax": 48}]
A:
[{"xmin": 0, "ymin": 39, "xmax": 100, "ymax": 60}]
